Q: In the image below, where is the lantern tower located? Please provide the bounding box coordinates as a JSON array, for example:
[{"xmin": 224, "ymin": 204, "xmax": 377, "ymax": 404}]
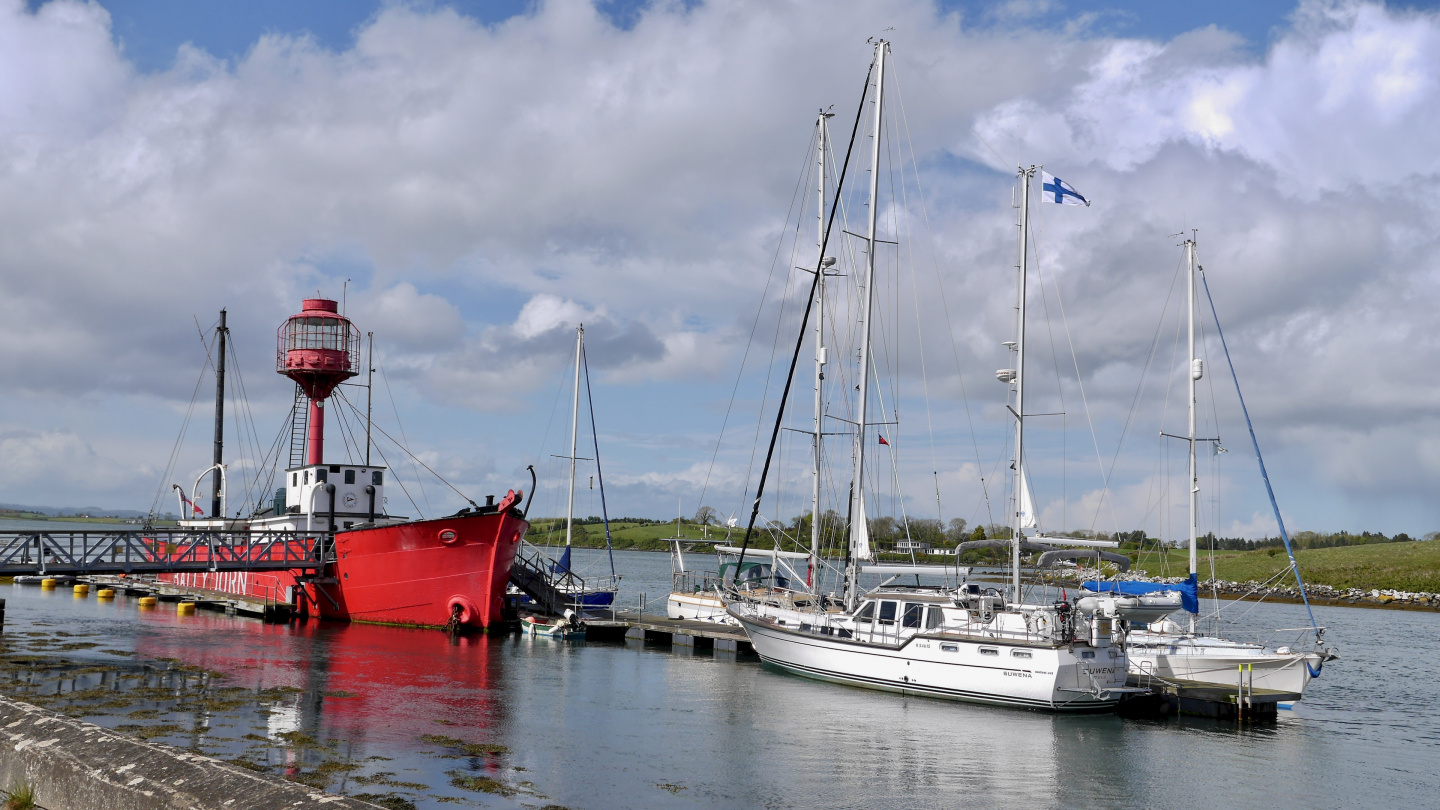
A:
[{"xmin": 277, "ymin": 298, "xmax": 360, "ymax": 466}]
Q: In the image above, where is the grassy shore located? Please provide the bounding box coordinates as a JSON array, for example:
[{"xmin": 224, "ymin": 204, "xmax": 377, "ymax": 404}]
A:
[{"xmin": 1127, "ymin": 540, "xmax": 1440, "ymax": 593}]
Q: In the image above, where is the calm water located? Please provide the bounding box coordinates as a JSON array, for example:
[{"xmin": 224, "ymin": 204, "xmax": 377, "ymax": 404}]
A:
[{"xmin": 0, "ymin": 546, "xmax": 1435, "ymax": 808}]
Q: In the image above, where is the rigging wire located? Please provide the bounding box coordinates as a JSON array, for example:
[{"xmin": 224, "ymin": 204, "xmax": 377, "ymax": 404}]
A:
[{"xmin": 377, "ymin": 365, "xmax": 432, "ymax": 516}]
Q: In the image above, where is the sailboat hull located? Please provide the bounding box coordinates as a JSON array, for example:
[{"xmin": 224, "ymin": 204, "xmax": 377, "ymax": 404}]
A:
[
  {"xmin": 1127, "ymin": 640, "xmax": 1322, "ymax": 695},
  {"xmin": 733, "ymin": 611, "xmax": 1125, "ymax": 712}
]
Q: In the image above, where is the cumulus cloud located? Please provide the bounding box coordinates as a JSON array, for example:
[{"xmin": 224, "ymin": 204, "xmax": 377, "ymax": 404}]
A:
[{"xmin": 3, "ymin": 0, "xmax": 1440, "ymax": 530}]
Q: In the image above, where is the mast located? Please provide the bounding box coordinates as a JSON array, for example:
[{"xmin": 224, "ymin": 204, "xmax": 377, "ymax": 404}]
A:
[
  {"xmin": 564, "ymin": 324, "xmax": 583, "ymax": 552},
  {"xmin": 1186, "ymin": 235, "xmax": 1199, "ymax": 632},
  {"xmin": 211, "ymin": 309, "xmax": 228, "ymax": 519},
  {"xmin": 365, "ymin": 331, "xmax": 374, "ymax": 467},
  {"xmin": 845, "ymin": 39, "xmax": 886, "ymax": 610},
  {"xmin": 1012, "ymin": 168, "xmax": 1033, "ymax": 601},
  {"xmin": 811, "ymin": 109, "xmax": 832, "ymax": 599}
]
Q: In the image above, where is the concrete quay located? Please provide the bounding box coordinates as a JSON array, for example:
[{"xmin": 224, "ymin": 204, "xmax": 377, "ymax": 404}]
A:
[{"xmin": 0, "ymin": 695, "xmax": 378, "ymax": 810}]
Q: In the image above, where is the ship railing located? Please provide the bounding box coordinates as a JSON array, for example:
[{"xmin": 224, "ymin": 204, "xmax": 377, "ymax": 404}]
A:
[
  {"xmin": 672, "ymin": 569, "xmax": 724, "ymax": 595},
  {"xmin": 0, "ymin": 529, "xmax": 335, "ymax": 576}
]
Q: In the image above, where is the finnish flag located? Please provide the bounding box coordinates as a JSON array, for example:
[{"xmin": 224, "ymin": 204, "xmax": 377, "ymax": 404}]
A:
[{"xmin": 1041, "ymin": 171, "xmax": 1090, "ymax": 206}]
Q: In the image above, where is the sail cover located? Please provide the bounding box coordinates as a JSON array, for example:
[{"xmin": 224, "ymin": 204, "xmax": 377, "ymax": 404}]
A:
[{"xmin": 1082, "ymin": 574, "xmax": 1198, "ymax": 614}]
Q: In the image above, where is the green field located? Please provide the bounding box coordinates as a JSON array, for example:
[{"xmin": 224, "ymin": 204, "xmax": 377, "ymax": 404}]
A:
[
  {"xmin": 524, "ymin": 520, "xmax": 740, "ymax": 552},
  {"xmin": 1128, "ymin": 541, "xmax": 1440, "ymax": 593}
]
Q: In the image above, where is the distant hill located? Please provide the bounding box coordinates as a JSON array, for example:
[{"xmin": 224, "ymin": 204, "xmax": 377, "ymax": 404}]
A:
[{"xmin": 0, "ymin": 503, "xmax": 154, "ymax": 519}]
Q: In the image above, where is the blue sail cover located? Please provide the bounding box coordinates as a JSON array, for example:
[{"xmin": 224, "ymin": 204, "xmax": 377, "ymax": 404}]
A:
[
  {"xmin": 552, "ymin": 546, "xmax": 572, "ymax": 574},
  {"xmin": 1082, "ymin": 573, "xmax": 1198, "ymax": 614}
]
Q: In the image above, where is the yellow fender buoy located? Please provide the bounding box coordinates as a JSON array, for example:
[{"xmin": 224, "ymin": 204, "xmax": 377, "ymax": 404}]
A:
[
  {"xmin": 137, "ymin": 596, "xmax": 158, "ymax": 608},
  {"xmin": 73, "ymin": 584, "xmax": 89, "ymax": 595},
  {"xmin": 177, "ymin": 602, "xmax": 196, "ymax": 615},
  {"xmin": 97, "ymin": 589, "xmax": 115, "ymax": 599},
  {"xmin": 40, "ymin": 579, "xmax": 56, "ymax": 589}
]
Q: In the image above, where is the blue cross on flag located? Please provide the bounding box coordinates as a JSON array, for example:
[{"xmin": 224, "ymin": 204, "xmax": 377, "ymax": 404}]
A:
[{"xmin": 1041, "ymin": 171, "xmax": 1089, "ymax": 206}]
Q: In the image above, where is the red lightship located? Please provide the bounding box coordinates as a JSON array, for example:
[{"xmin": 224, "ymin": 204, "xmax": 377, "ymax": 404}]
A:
[{"xmin": 163, "ymin": 299, "xmax": 527, "ymax": 630}]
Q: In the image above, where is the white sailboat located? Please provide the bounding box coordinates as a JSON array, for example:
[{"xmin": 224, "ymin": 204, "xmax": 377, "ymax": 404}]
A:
[
  {"xmin": 727, "ymin": 40, "xmax": 1134, "ymax": 711},
  {"xmin": 1090, "ymin": 235, "xmax": 1336, "ymax": 696}
]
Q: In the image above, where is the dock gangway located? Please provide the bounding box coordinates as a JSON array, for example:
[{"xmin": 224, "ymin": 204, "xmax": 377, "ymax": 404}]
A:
[
  {"xmin": 0, "ymin": 529, "xmax": 334, "ymax": 577},
  {"xmin": 507, "ymin": 540, "xmax": 585, "ymax": 616}
]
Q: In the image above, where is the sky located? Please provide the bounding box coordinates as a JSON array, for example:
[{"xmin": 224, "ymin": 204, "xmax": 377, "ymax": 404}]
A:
[{"xmin": 3, "ymin": 0, "xmax": 1440, "ymax": 541}]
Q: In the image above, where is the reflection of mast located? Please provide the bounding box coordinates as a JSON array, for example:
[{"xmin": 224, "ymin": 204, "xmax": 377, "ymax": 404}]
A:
[
  {"xmin": 844, "ymin": 38, "xmax": 886, "ymax": 611},
  {"xmin": 810, "ymin": 109, "xmax": 835, "ymax": 599}
]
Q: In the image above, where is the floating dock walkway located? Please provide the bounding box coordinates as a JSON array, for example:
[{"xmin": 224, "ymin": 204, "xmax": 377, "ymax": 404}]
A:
[{"xmin": 1121, "ymin": 673, "xmax": 1300, "ymax": 720}]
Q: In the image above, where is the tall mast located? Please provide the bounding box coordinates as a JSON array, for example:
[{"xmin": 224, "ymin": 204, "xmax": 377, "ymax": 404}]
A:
[
  {"xmin": 365, "ymin": 331, "xmax": 374, "ymax": 467},
  {"xmin": 1012, "ymin": 169, "xmax": 1033, "ymax": 601},
  {"xmin": 811, "ymin": 110, "xmax": 832, "ymax": 599},
  {"xmin": 564, "ymin": 324, "xmax": 583, "ymax": 551},
  {"xmin": 211, "ymin": 309, "xmax": 228, "ymax": 519},
  {"xmin": 845, "ymin": 39, "xmax": 886, "ymax": 610},
  {"xmin": 1186, "ymin": 235, "xmax": 1199, "ymax": 632}
]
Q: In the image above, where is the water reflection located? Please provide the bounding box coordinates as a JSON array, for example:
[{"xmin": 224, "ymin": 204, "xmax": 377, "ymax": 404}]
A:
[{"xmin": 0, "ymin": 551, "xmax": 1435, "ymax": 808}]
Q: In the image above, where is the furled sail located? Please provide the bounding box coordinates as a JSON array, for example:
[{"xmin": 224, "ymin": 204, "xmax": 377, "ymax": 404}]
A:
[
  {"xmin": 852, "ymin": 493, "xmax": 873, "ymax": 561},
  {"xmin": 1018, "ymin": 464, "xmax": 1038, "ymax": 529}
]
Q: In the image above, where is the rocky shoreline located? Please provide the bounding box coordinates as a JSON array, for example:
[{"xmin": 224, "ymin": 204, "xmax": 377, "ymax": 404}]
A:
[{"xmin": 1054, "ymin": 573, "xmax": 1440, "ymax": 612}]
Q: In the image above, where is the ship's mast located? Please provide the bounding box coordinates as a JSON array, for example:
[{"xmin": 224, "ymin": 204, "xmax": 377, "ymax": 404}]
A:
[
  {"xmin": 1186, "ymin": 235, "xmax": 1199, "ymax": 633},
  {"xmin": 365, "ymin": 332, "xmax": 374, "ymax": 467},
  {"xmin": 811, "ymin": 109, "xmax": 833, "ymax": 599},
  {"xmin": 211, "ymin": 309, "xmax": 228, "ymax": 519},
  {"xmin": 1012, "ymin": 168, "xmax": 1034, "ymax": 602},
  {"xmin": 845, "ymin": 39, "xmax": 886, "ymax": 610},
  {"xmin": 564, "ymin": 325, "xmax": 584, "ymax": 553}
]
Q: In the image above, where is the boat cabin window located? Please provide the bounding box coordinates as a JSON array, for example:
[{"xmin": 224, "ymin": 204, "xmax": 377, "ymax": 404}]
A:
[
  {"xmin": 979, "ymin": 647, "xmax": 999, "ymax": 656},
  {"xmin": 1080, "ymin": 651, "xmax": 1095, "ymax": 659},
  {"xmin": 291, "ymin": 473, "xmax": 297, "ymax": 487},
  {"xmin": 877, "ymin": 601, "xmax": 897, "ymax": 626},
  {"xmin": 329, "ymin": 465, "xmax": 341, "ymax": 473},
  {"xmin": 344, "ymin": 469, "xmax": 356, "ymax": 484},
  {"xmin": 372, "ymin": 471, "xmax": 384, "ymax": 485},
  {"xmin": 902, "ymin": 603, "xmax": 923, "ymax": 629},
  {"xmin": 925, "ymin": 606, "xmax": 946, "ymax": 630},
  {"xmin": 856, "ymin": 602, "xmax": 875, "ymax": 622},
  {"xmin": 315, "ymin": 468, "xmax": 327, "ymax": 483},
  {"xmin": 940, "ymin": 643, "xmax": 958, "ymax": 653},
  {"xmin": 1011, "ymin": 650, "xmax": 1032, "ymax": 659},
  {"xmin": 303, "ymin": 470, "xmax": 309, "ymax": 484}
]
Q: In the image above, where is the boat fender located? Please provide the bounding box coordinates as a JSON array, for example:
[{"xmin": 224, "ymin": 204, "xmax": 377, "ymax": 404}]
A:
[
  {"xmin": 447, "ymin": 595, "xmax": 478, "ymax": 625},
  {"xmin": 438, "ymin": 528, "xmax": 462, "ymax": 545}
]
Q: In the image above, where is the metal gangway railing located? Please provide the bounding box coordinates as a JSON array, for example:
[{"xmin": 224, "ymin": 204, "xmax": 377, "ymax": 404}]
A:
[{"xmin": 0, "ymin": 529, "xmax": 335, "ymax": 576}]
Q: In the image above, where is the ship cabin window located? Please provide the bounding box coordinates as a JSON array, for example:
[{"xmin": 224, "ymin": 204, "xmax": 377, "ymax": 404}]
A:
[
  {"xmin": 940, "ymin": 643, "xmax": 959, "ymax": 653},
  {"xmin": 1011, "ymin": 650, "xmax": 1033, "ymax": 659},
  {"xmin": 344, "ymin": 469, "xmax": 355, "ymax": 484},
  {"xmin": 291, "ymin": 473, "xmax": 297, "ymax": 487},
  {"xmin": 315, "ymin": 468, "xmax": 327, "ymax": 483},
  {"xmin": 856, "ymin": 602, "xmax": 875, "ymax": 622},
  {"xmin": 372, "ymin": 471, "xmax": 384, "ymax": 486},
  {"xmin": 902, "ymin": 603, "xmax": 923, "ymax": 629},
  {"xmin": 925, "ymin": 606, "xmax": 946, "ymax": 630},
  {"xmin": 877, "ymin": 601, "xmax": 897, "ymax": 626},
  {"xmin": 303, "ymin": 470, "xmax": 309, "ymax": 485},
  {"xmin": 1080, "ymin": 651, "xmax": 1096, "ymax": 659},
  {"xmin": 979, "ymin": 647, "xmax": 999, "ymax": 656},
  {"xmin": 329, "ymin": 465, "xmax": 341, "ymax": 473}
]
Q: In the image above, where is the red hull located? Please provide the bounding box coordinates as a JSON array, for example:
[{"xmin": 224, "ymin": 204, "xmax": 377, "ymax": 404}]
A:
[{"xmin": 161, "ymin": 510, "xmax": 527, "ymax": 630}]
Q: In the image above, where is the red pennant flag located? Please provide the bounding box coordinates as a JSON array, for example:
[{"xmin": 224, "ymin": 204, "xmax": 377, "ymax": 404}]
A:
[{"xmin": 878, "ymin": 435, "xmax": 889, "ymax": 446}]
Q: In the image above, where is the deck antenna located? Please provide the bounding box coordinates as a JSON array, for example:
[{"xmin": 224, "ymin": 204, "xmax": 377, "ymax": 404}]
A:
[
  {"xmin": 365, "ymin": 331, "xmax": 374, "ymax": 466},
  {"xmin": 211, "ymin": 309, "xmax": 228, "ymax": 519}
]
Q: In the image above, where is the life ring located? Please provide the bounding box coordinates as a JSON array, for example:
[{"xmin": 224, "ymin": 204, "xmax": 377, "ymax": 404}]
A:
[{"xmin": 438, "ymin": 528, "xmax": 461, "ymax": 545}]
